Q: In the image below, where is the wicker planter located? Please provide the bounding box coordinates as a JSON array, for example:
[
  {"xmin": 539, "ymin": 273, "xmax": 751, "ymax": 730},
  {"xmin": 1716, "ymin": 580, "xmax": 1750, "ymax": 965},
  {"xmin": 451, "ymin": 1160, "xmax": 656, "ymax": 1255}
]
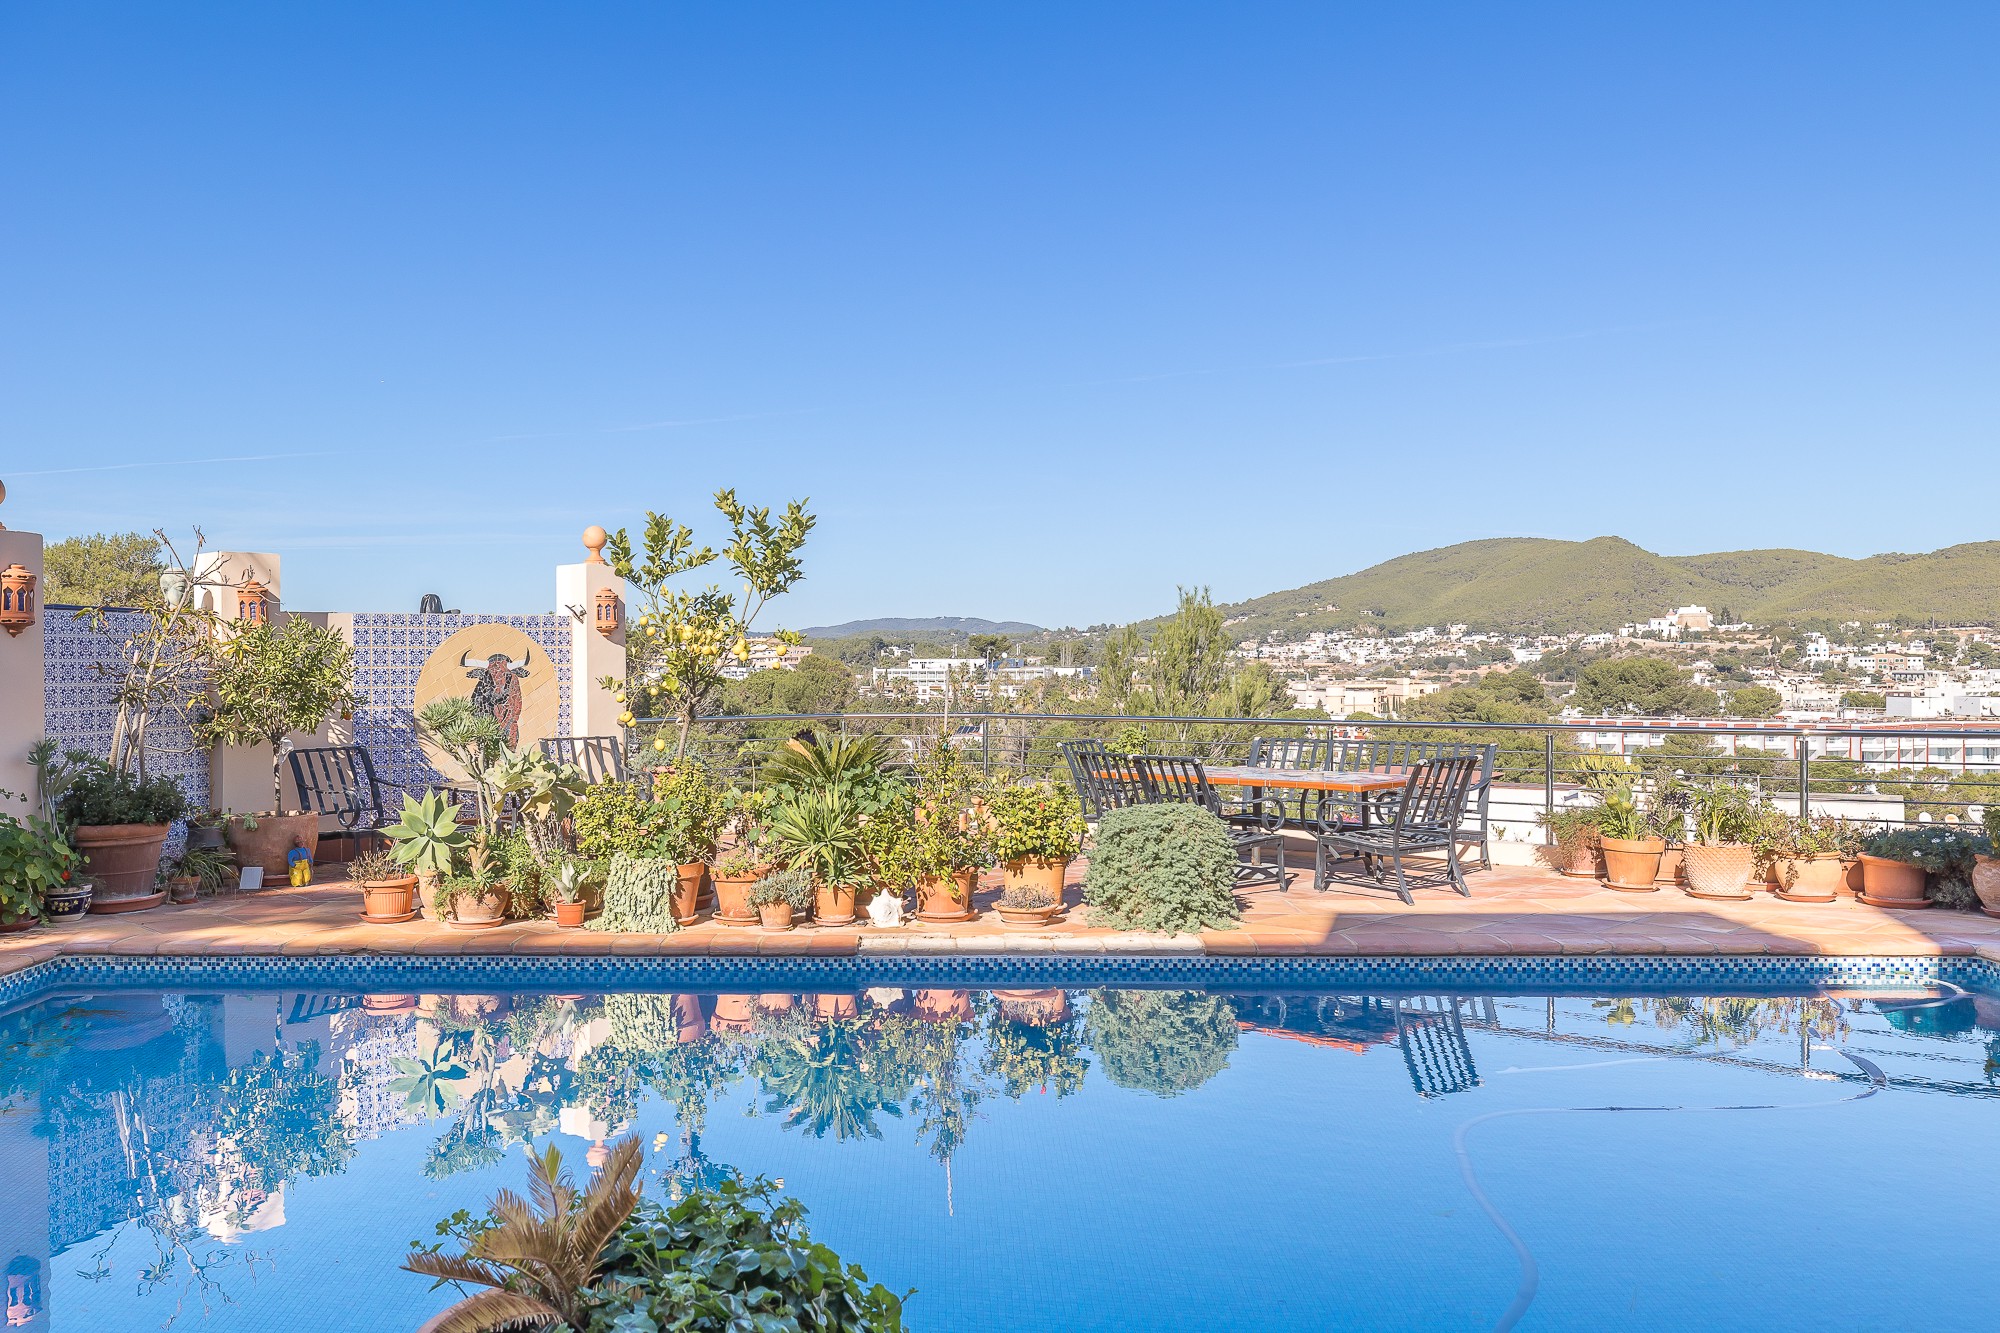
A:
[
  {"xmin": 1775, "ymin": 855, "xmax": 1844, "ymax": 904},
  {"xmin": 915, "ymin": 869, "xmax": 978, "ymax": 923},
  {"xmin": 1599, "ymin": 836, "xmax": 1665, "ymax": 892},
  {"xmin": 74, "ymin": 823, "xmax": 172, "ymax": 913},
  {"xmin": 1682, "ymin": 843, "xmax": 1754, "ymax": 900},
  {"xmin": 1857, "ymin": 855, "xmax": 1930, "ymax": 909}
]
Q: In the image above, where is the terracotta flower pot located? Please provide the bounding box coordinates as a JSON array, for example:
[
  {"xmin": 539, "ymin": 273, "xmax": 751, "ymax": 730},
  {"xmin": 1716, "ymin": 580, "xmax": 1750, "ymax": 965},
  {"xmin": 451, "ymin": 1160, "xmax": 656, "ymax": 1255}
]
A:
[
  {"xmin": 668, "ymin": 861, "xmax": 706, "ymax": 925},
  {"xmin": 814, "ymin": 881, "xmax": 856, "ymax": 926},
  {"xmin": 1843, "ymin": 857, "xmax": 1864, "ymax": 896},
  {"xmin": 168, "ymin": 875, "xmax": 200, "ymax": 905},
  {"xmin": 226, "ymin": 813, "xmax": 321, "ymax": 880},
  {"xmin": 1682, "ymin": 843, "xmax": 1754, "ymax": 899},
  {"xmin": 673, "ymin": 994, "xmax": 709, "ymax": 1043},
  {"xmin": 74, "ymin": 823, "xmax": 172, "ymax": 913},
  {"xmin": 993, "ymin": 989, "xmax": 1070, "ymax": 1025},
  {"xmin": 713, "ymin": 994, "xmax": 757, "ymax": 1032},
  {"xmin": 915, "ymin": 869, "xmax": 978, "ymax": 923},
  {"xmin": 1775, "ymin": 855, "xmax": 1844, "ymax": 904},
  {"xmin": 359, "ymin": 874, "xmax": 420, "ymax": 923},
  {"xmin": 759, "ymin": 902, "xmax": 795, "ymax": 930},
  {"xmin": 758, "ymin": 993, "xmax": 796, "ymax": 1014},
  {"xmin": 914, "ymin": 988, "xmax": 973, "ymax": 1023},
  {"xmin": 813, "ymin": 993, "xmax": 860, "ymax": 1020},
  {"xmin": 713, "ymin": 867, "xmax": 766, "ymax": 926},
  {"xmin": 363, "ymin": 994, "xmax": 417, "ymax": 1014},
  {"xmin": 446, "ymin": 884, "xmax": 511, "ymax": 929},
  {"xmin": 1974, "ymin": 855, "xmax": 2000, "ymax": 919},
  {"xmin": 1655, "ymin": 845, "xmax": 1685, "ymax": 887},
  {"xmin": 1857, "ymin": 854, "xmax": 1931, "ymax": 909},
  {"xmin": 1003, "ymin": 857, "xmax": 1069, "ymax": 912},
  {"xmin": 1598, "ymin": 836, "xmax": 1665, "ymax": 892},
  {"xmin": 553, "ymin": 900, "xmax": 587, "ymax": 928},
  {"xmin": 996, "ymin": 902, "xmax": 1060, "ymax": 928}
]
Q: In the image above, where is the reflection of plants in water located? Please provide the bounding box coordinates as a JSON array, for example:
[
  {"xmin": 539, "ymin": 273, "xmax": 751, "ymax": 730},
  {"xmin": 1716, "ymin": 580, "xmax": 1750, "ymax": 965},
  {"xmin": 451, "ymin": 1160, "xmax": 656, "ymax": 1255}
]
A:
[
  {"xmin": 214, "ymin": 1040, "xmax": 354, "ymax": 1186},
  {"xmin": 425, "ymin": 1117, "xmax": 506, "ymax": 1180},
  {"xmin": 981, "ymin": 1005, "xmax": 1088, "ymax": 1101},
  {"xmin": 1614, "ymin": 996, "xmax": 1852, "ymax": 1049},
  {"xmin": 902, "ymin": 1013, "xmax": 984, "ymax": 1165},
  {"xmin": 390, "ymin": 1036, "xmax": 469, "ymax": 1115},
  {"xmin": 753, "ymin": 1014, "xmax": 906, "ymax": 1142},
  {"xmin": 1085, "ymin": 990, "xmax": 1238, "ymax": 1097},
  {"xmin": 0, "ymin": 999, "xmax": 98, "ymax": 1109},
  {"xmin": 573, "ymin": 1043, "xmax": 646, "ymax": 1127},
  {"xmin": 1596, "ymin": 998, "xmax": 1638, "ymax": 1027}
]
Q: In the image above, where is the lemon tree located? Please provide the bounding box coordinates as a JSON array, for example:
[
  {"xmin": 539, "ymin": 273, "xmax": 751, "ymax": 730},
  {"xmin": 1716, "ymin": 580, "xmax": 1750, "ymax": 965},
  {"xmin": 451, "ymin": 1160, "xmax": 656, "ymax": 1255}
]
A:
[{"xmin": 604, "ymin": 489, "xmax": 814, "ymax": 761}]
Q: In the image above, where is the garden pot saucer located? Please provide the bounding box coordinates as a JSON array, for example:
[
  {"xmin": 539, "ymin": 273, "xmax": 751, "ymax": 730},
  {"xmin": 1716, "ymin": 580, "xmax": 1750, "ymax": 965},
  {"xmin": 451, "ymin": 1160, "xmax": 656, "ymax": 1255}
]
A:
[
  {"xmin": 359, "ymin": 909, "xmax": 419, "ymax": 924},
  {"xmin": 88, "ymin": 890, "xmax": 167, "ymax": 914},
  {"xmin": 1983, "ymin": 907, "xmax": 2000, "ymax": 920},
  {"xmin": 1683, "ymin": 887, "xmax": 1753, "ymax": 901},
  {"xmin": 915, "ymin": 909, "xmax": 976, "ymax": 923},
  {"xmin": 1857, "ymin": 894, "xmax": 1932, "ymax": 910},
  {"xmin": 1774, "ymin": 888, "xmax": 1837, "ymax": 904},
  {"xmin": 1603, "ymin": 881, "xmax": 1661, "ymax": 894},
  {"xmin": 445, "ymin": 916, "xmax": 511, "ymax": 930},
  {"xmin": 814, "ymin": 914, "xmax": 857, "ymax": 927},
  {"xmin": 716, "ymin": 911, "xmax": 759, "ymax": 928}
]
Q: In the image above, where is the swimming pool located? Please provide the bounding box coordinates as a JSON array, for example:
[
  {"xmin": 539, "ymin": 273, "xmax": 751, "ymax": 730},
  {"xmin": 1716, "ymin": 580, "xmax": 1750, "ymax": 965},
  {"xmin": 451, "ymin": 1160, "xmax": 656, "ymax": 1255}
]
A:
[{"xmin": 0, "ymin": 955, "xmax": 1994, "ymax": 1331}]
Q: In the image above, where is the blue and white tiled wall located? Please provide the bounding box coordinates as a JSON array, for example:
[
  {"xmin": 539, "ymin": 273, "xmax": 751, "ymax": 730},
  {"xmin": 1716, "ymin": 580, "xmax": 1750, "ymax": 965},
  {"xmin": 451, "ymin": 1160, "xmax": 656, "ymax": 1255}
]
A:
[{"xmin": 349, "ymin": 613, "xmax": 571, "ymax": 798}]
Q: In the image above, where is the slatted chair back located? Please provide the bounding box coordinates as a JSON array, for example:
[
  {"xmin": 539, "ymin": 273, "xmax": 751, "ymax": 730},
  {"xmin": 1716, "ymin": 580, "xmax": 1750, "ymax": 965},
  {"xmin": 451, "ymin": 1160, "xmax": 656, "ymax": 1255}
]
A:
[
  {"xmin": 540, "ymin": 735, "xmax": 628, "ymax": 785},
  {"xmin": 1061, "ymin": 741, "xmax": 1149, "ymax": 820},
  {"xmin": 1248, "ymin": 735, "xmax": 1330, "ymax": 770},
  {"xmin": 1391, "ymin": 756, "xmax": 1480, "ymax": 833},
  {"xmin": 1130, "ymin": 754, "xmax": 1218, "ymax": 812},
  {"xmin": 287, "ymin": 745, "xmax": 392, "ymax": 833}
]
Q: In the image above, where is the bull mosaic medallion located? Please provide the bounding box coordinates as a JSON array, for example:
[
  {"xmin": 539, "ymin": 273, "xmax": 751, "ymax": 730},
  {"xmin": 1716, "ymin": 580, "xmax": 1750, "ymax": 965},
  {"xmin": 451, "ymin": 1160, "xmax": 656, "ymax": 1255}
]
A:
[{"xmin": 412, "ymin": 624, "xmax": 558, "ymax": 775}]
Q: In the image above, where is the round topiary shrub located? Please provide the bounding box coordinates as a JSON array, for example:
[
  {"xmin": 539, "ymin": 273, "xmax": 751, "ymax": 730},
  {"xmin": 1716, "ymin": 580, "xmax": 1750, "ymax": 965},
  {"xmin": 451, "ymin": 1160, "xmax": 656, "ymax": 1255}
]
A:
[
  {"xmin": 1085, "ymin": 989, "xmax": 1238, "ymax": 1097},
  {"xmin": 1082, "ymin": 801, "xmax": 1240, "ymax": 933}
]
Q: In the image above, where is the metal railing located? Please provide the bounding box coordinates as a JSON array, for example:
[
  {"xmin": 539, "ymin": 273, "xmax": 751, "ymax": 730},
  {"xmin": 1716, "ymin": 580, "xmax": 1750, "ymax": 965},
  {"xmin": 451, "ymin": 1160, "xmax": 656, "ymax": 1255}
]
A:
[{"xmin": 627, "ymin": 710, "xmax": 2000, "ymax": 835}]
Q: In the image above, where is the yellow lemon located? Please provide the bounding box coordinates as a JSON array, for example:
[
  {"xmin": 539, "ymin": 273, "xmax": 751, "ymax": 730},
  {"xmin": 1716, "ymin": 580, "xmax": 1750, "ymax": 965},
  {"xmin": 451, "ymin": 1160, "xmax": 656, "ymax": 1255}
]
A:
[{"xmin": 653, "ymin": 737, "xmax": 667, "ymax": 752}]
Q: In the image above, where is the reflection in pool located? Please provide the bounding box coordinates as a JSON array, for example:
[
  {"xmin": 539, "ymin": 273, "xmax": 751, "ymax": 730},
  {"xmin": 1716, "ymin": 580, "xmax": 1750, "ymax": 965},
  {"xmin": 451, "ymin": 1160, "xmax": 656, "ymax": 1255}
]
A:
[{"xmin": 1, "ymin": 979, "xmax": 1998, "ymax": 1330}]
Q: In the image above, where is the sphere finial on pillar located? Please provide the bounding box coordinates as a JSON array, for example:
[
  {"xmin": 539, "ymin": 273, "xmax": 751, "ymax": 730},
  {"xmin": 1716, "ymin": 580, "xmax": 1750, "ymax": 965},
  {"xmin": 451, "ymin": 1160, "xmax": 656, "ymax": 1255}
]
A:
[
  {"xmin": 0, "ymin": 477, "xmax": 8, "ymax": 529},
  {"xmin": 582, "ymin": 525, "xmax": 607, "ymax": 565}
]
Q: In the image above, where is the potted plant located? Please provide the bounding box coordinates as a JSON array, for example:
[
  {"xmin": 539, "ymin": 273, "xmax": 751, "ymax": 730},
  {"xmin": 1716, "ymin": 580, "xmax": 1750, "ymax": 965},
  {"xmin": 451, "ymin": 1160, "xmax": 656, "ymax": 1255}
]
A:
[
  {"xmin": 1836, "ymin": 818, "xmax": 1870, "ymax": 896},
  {"xmin": 984, "ymin": 780, "xmax": 1086, "ymax": 913},
  {"xmin": 551, "ymin": 861, "xmax": 588, "ymax": 928},
  {"xmin": 57, "ymin": 757, "xmax": 188, "ymax": 913},
  {"xmin": 437, "ymin": 841, "xmax": 511, "ymax": 929},
  {"xmin": 163, "ymin": 845, "xmax": 232, "ymax": 904},
  {"xmin": 649, "ymin": 763, "xmax": 726, "ymax": 922},
  {"xmin": 1769, "ymin": 814, "xmax": 1847, "ymax": 903},
  {"xmin": 199, "ymin": 615, "xmax": 361, "ymax": 879},
  {"xmin": 0, "ymin": 804, "xmax": 81, "ymax": 930},
  {"xmin": 879, "ymin": 744, "xmax": 986, "ymax": 923},
  {"xmin": 767, "ymin": 787, "xmax": 869, "ymax": 926},
  {"xmin": 1595, "ymin": 783, "xmax": 1664, "ymax": 892},
  {"xmin": 383, "ymin": 790, "xmax": 470, "ymax": 917},
  {"xmin": 750, "ymin": 866, "xmax": 813, "ymax": 930},
  {"xmin": 1859, "ymin": 826, "xmax": 1992, "ymax": 910},
  {"xmin": 1977, "ymin": 807, "xmax": 2000, "ymax": 918},
  {"xmin": 185, "ymin": 808, "xmax": 227, "ymax": 852},
  {"xmin": 1538, "ymin": 805, "xmax": 1607, "ymax": 877},
  {"xmin": 349, "ymin": 847, "xmax": 420, "ymax": 923},
  {"xmin": 712, "ymin": 846, "xmax": 768, "ymax": 927},
  {"xmin": 994, "ymin": 882, "xmax": 1059, "ymax": 928},
  {"xmin": 1681, "ymin": 784, "xmax": 1761, "ymax": 900}
]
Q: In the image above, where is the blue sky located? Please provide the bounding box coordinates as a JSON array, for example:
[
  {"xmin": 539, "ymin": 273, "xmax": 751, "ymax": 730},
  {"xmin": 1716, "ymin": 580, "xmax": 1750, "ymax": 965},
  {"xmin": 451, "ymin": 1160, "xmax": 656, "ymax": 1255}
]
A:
[{"xmin": 3, "ymin": 3, "xmax": 1995, "ymax": 627}]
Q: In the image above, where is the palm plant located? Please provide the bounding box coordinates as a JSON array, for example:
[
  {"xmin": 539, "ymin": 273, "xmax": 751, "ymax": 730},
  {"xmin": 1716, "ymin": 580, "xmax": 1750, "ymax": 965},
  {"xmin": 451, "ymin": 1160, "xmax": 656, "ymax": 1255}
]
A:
[
  {"xmin": 402, "ymin": 1136, "xmax": 642, "ymax": 1333},
  {"xmin": 766, "ymin": 788, "xmax": 871, "ymax": 889},
  {"xmin": 762, "ymin": 733, "xmax": 893, "ymax": 806},
  {"xmin": 753, "ymin": 1021, "xmax": 905, "ymax": 1141}
]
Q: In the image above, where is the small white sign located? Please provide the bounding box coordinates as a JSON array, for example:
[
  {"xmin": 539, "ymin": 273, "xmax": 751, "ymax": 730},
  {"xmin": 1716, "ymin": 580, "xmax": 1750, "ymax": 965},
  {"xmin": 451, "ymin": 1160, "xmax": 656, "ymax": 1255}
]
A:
[{"xmin": 239, "ymin": 866, "xmax": 265, "ymax": 892}]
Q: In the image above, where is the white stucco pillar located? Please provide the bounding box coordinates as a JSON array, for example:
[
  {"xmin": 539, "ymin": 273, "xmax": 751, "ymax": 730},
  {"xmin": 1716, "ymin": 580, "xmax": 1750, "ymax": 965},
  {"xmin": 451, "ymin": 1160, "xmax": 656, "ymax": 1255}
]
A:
[
  {"xmin": 0, "ymin": 505, "xmax": 46, "ymax": 820},
  {"xmin": 556, "ymin": 526, "xmax": 627, "ymax": 739}
]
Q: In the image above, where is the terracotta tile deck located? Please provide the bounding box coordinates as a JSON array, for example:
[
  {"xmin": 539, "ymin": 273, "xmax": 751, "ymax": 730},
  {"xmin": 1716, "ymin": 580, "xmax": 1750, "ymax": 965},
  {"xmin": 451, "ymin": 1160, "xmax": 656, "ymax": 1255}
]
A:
[{"xmin": 8, "ymin": 861, "xmax": 2000, "ymax": 976}]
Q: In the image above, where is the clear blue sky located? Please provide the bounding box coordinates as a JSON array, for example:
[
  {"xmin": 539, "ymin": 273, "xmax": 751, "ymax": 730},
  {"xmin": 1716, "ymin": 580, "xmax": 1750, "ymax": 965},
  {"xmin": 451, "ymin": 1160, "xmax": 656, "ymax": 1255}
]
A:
[{"xmin": 3, "ymin": 3, "xmax": 1995, "ymax": 627}]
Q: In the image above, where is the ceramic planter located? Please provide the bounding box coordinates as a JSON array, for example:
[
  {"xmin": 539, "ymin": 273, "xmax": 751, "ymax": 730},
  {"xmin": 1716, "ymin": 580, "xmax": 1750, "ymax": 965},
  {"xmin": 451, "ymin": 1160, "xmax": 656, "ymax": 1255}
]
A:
[
  {"xmin": 996, "ymin": 902, "xmax": 1060, "ymax": 928},
  {"xmin": 185, "ymin": 824, "xmax": 226, "ymax": 852},
  {"xmin": 671, "ymin": 861, "xmax": 706, "ymax": 925},
  {"xmin": 814, "ymin": 881, "xmax": 857, "ymax": 926},
  {"xmin": 1655, "ymin": 845, "xmax": 1684, "ymax": 887},
  {"xmin": 1974, "ymin": 855, "xmax": 2000, "ymax": 919},
  {"xmin": 75, "ymin": 823, "xmax": 172, "ymax": 913},
  {"xmin": 1598, "ymin": 836, "xmax": 1665, "ymax": 891},
  {"xmin": 1003, "ymin": 857, "xmax": 1070, "ymax": 912},
  {"xmin": 758, "ymin": 902, "xmax": 796, "ymax": 930},
  {"xmin": 1857, "ymin": 855, "xmax": 1930, "ymax": 909},
  {"xmin": 1775, "ymin": 855, "xmax": 1844, "ymax": 904},
  {"xmin": 43, "ymin": 879, "xmax": 93, "ymax": 922},
  {"xmin": 358, "ymin": 874, "xmax": 420, "ymax": 923},
  {"xmin": 915, "ymin": 869, "xmax": 978, "ymax": 923},
  {"xmin": 446, "ymin": 884, "xmax": 511, "ymax": 929},
  {"xmin": 712, "ymin": 866, "xmax": 766, "ymax": 926},
  {"xmin": 1682, "ymin": 843, "xmax": 1754, "ymax": 899},
  {"xmin": 553, "ymin": 900, "xmax": 587, "ymax": 928},
  {"xmin": 226, "ymin": 814, "xmax": 321, "ymax": 880}
]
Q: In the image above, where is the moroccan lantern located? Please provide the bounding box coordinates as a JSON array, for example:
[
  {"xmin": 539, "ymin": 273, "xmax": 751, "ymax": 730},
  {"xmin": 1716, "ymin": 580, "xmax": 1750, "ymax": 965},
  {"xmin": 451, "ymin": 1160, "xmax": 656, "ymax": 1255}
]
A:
[
  {"xmin": 0, "ymin": 564, "xmax": 35, "ymax": 638},
  {"xmin": 593, "ymin": 585, "xmax": 622, "ymax": 638},
  {"xmin": 236, "ymin": 578, "xmax": 270, "ymax": 624}
]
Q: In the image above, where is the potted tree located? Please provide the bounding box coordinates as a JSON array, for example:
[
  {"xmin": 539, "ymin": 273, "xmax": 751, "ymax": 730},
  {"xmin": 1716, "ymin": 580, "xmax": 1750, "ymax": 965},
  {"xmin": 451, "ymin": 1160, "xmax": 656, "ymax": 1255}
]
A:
[
  {"xmin": 1681, "ymin": 784, "xmax": 1761, "ymax": 900},
  {"xmin": 57, "ymin": 757, "xmax": 188, "ymax": 913},
  {"xmin": 200, "ymin": 615, "xmax": 361, "ymax": 880},
  {"xmin": 889, "ymin": 743, "xmax": 987, "ymax": 923},
  {"xmin": 750, "ymin": 866, "xmax": 814, "ymax": 930},
  {"xmin": 383, "ymin": 790, "xmax": 470, "ymax": 918},
  {"xmin": 1595, "ymin": 783, "xmax": 1664, "ymax": 892},
  {"xmin": 650, "ymin": 764, "xmax": 725, "ymax": 924},
  {"xmin": 713, "ymin": 787, "xmax": 774, "ymax": 926},
  {"xmin": 348, "ymin": 847, "xmax": 420, "ymax": 923},
  {"xmin": 984, "ymin": 780, "xmax": 1086, "ymax": 914}
]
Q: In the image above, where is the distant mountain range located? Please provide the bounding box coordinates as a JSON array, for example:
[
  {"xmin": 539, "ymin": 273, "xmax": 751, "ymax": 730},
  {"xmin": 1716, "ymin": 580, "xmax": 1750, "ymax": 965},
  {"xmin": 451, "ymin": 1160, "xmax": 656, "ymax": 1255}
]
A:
[
  {"xmin": 1206, "ymin": 537, "xmax": 2000, "ymax": 639},
  {"xmin": 800, "ymin": 615, "xmax": 1045, "ymax": 640}
]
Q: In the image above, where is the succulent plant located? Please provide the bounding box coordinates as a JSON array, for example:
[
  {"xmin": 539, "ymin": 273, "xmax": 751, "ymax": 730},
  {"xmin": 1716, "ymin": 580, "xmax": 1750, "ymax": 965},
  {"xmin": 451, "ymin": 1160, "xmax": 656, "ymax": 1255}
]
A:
[{"xmin": 383, "ymin": 790, "xmax": 470, "ymax": 878}]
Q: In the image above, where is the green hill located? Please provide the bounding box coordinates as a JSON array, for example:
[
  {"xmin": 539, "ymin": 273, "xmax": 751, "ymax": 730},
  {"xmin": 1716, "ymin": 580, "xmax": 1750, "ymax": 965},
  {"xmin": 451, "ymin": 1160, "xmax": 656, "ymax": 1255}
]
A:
[{"xmin": 1209, "ymin": 537, "xmax": 2000, "ymax": 638}]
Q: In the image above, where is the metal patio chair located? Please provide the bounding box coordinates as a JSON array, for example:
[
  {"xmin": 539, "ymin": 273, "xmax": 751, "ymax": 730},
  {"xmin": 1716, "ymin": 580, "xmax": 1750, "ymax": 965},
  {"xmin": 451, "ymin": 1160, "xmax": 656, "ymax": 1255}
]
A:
[
  {"xmin": 1311, "ymin": 755, "xmax": 1480, "ymax": 904},
  {"xmin": 1059, "ymin": 740, "xmax": 1148, "ymax": 824},
  {"xmin": 1246, "ymin": 734, "xmax": 1333, "ymax": 826},
  {"xmin": 540, "ymin": 734, "xmax": 629, "ymax": 785},
  {"xmin": 288, "ymin": 744, "xmax": 401, "ymax": 858},
  {"xmin": 1128, "ymin": 753, "xmax": 1287, "ymax": 888}
]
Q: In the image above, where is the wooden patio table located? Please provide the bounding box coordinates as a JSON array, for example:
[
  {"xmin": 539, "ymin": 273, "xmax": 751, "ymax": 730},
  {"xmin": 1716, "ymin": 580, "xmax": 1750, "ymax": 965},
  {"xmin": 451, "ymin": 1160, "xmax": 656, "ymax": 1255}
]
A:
[{"xmin": 1200, "ymin": 765, "xmax": 1410, "ymax": 834}]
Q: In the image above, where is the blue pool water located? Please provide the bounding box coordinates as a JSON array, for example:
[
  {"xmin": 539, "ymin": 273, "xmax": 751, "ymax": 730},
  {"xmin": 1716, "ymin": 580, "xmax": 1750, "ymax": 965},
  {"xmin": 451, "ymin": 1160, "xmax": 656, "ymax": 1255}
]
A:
[{"xmin": 0, "ymin": 959, "xmax": 1995, "ymax": 1331}]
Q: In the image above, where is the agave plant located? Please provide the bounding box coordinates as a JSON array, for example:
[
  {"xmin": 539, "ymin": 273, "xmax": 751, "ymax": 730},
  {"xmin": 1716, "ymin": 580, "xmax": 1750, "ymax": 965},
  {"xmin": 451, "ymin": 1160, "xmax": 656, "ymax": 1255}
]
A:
[
  {"xmin": 403, "ymin": 1136, "xmax": 642, "ymax": 1333},
  {"xmin": 385, "ymin": 790, "xmax": 471, "ymax": 878}
]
